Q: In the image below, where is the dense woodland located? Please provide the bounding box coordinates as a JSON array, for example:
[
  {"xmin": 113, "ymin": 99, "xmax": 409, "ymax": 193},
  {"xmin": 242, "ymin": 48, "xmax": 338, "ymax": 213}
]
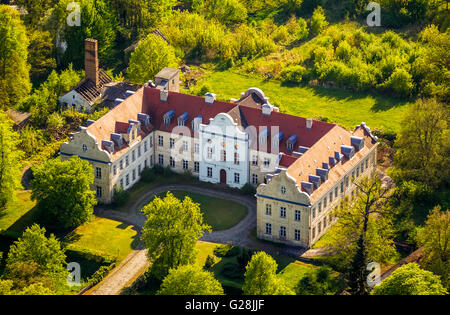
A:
[{"xmin": 0, "ymin": 0, "xmax": 449, "ymax": 295}]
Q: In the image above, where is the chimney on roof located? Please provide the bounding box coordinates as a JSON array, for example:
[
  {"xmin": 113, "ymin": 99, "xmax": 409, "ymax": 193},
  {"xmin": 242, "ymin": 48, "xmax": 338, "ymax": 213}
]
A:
[
  {"xmin": 205, "ymin": 92, "xmax": 216, "ymax": 104},
  {"xmin": 85, "ymin": 39, "xmax": 99, "ymax": 87},
  {"xmin": 306, "ymin": 118, "xmax": 313, "ymax": 130},
  {"xmin": 160, "ymin": 88, "xmax": 168, "ymax": 102}
]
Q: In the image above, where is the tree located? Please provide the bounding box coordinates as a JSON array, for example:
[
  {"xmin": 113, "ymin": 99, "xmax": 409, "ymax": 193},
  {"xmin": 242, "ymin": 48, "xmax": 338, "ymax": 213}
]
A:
[
  {"xmin": 157, "ymin": 264, "xmax": 224, "ymax": 295},
  {"xmin": 372, "ymin": 263, "xmax": 447, "ymax": 295},
  {"xmin": 31, "ymin": 156, "xmax": 97, "ymax": 229},
  {"xmin": 378, "ymin": 67, "xmax": 414, "ymax": 98},
  {"xmin": 417, "ymin": 206, "xmax": 450, "ymax": 290},
  {"xmin": 141, "ymin": 192, "xmax": 211, "ymax": 280},
  {"xmin": 310, "ymin": 6, "xmax": 328, "ymax": 36},
  {"xmin": 0, "ymin": 111, "xmax": 22, "ymax": 210},
  {"xmin": 28, "ymin": 30, "xmax": 57, "ymax": 81},
  {"xmin": 204, "ymin": 0, "xmax": 248, "ymax": 26},
  {"xmin": 242, "ymin": 252, "xmax": 294, "ymax": 295},
  {"xmin": 6, "ymin": 224, "xmax": 67, "ymax": 292},
  {"xmin": 0, "ymin": 5, "xmax": 31, "ymax": 108},
  {"xmin": 127, "ymin": 33, "xmax": 179, "ymax": 85},
  {"xmin": 295, "ymin": 266, "xmax": 338, "ymax": 295},
  {"xmin": 54, "ymin": 0, "xmax": 118, "ymax": 68},
  {"xmin": 14, "ymin": 0, "xmax": 57, "ymax": 26},
  {"xmin": 323, "ymin": 174, "xmax": 397, "ymax": 295},
  {"xmin": 392, "ymin": 98, "xmax": 449, "ymax": 188}
]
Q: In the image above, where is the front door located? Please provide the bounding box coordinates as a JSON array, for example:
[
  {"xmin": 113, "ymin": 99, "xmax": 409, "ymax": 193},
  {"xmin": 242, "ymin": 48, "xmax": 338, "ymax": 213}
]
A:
[{"xmin": 220, "ymin": 169, "xmax": 227, "ymax": 184}]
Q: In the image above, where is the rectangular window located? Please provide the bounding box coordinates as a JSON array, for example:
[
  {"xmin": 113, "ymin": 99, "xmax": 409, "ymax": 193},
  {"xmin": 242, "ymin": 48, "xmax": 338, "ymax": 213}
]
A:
[
  {"xmin": 170, "ymin": 156, "xmax": 175, "ymax": 167},
  {"xmin": 318, "ymin": 201, "xmax": 322, "ymax": 213},
  {"xmin": 252, "ymin": 155, "xmax": 258, "ymax": 166},
  {"xmin": 96, "ymin": 186, "xmax": 102, "ymax": 197},
  {"xmin": 340, "ymin": 181, "xmax": 344, "ymax": 193},
  {"xmin": 234, "ymin": 172, "xmax": 240, "ymax": 184},
  {"xmin": 329, "ymin": 192, "xmax": 333, "ymax": 203},
  {"xmin": 234, "ymin": 152, "xmax": 239, "ymax": 165},
  {"xmin": 158, "ymin": 154, "xmax": 164, "ymax": 165},
  {"xmin": 138, "ymin": 145, "xmax": 141, "ymax": 157},
  {"xmin": 120, "ymin": 160, "xmax": 123, "ymax": 170},
  {"xmin": 294, "ymin": 229, "xmax": 300, "ymax": 241},
  {"xmin": 113, "ymin": 165, "xmax": 117, "ymax": 176},
  {"xmin": 365, "ymin": 159, "xmax": 369, "ymax": 169},
  {"xmin": 126, "ymin": 156, "xmax": 129, "ymax": 167},
  {"xmin": 207, "ymin": 167, "xmax": 212, "ymax": 178},
  {"xmin": 264, "ymin": 158, "xmax": 270, "ymax": 167},
  {"xmin": 221, "ymin": 150, "xmax": 226, "ymax": 162},
  {"xmin": 207, "ymin": 147, "xmax": 212, "ymax": 160},
  {"xmin": 252, "ymin": 174, "xmax": 258, "ymax": 185},
  {"xmin": 312, "ymin": 207, "xmax": 316, "ymax": 219},
  {"xmin": 182, "ymin": 140, "xmax": 188, "ymax": 152},
  {"xmin": 150, "ymin": 137, "xmax": 153, "ymax": 147},
  {"xmin": 265, "ymin": 223, "xmax": 272, "ymax": 235},
  {"xmin": 312, "ymin": 227, "xmax": 316, "ymax": 239},
  {"xmin": 318, "ymin": 222, "xmax": 322, "ymax": 233},
  {"xmin": 126, "ymin": 174, "xmax": 129, "ymax": 186},
  {"xmin": 95, "ymin": 167, "xmax": 102, "ymax": 179},
  {"xmin": 120, "ymin": 179, "xmax": 123, "ymax": 188},
  {"xmin": 280, "ymin": 206, "xmax": 286, "ymax": 218},
  {"xmin": 144, "ymin": 141, "xmax": 147, "ymax": 152},
  {"xmin": 132, "ymin": 150, "xmax": 135, "ymax": 162},
  {"xmin": 323, "ymin": 216, "xmax": 327, "ymax": 228},
  {"xmin": 295, "ymin": 210, "xmax": 301, "ymax": 222},
  {"xmin": 194, "ymin": 162, "xmax": 199, "ymax": 173},
  {"xmin": 280, "ymin": 226, "xmax": 286, "ymax": 238},
  {"xmin": 132, "ymin": 169, "xmax": 136, "ymax": 181},
  {"xmin": 194, "ymin": 143, "xmax": 199, "ymax": 154},
  {"xmin": 138, "ymin": 165, "xmax": 141, "ymax": 175},
  {"xmin": 183, "ymin": 160, "xmax": 188, "ymax": 170},
  {"xmin": 335, "ymin": 187, "xmax": 338, "ymax": 198},
  {"xmin": 158, "ymin": 135, "xmax": 164, "ymax": 147},
  {"xmin": 324, "ymin": 197, "xmax": 327, "ymax": 209},
  {"xmin": 170, "ymin": 138, "xmax": 175, "ymax": 149},
  {"xmin": 265, "ymin": 204, "xmax": 272, "ymax": 216}
]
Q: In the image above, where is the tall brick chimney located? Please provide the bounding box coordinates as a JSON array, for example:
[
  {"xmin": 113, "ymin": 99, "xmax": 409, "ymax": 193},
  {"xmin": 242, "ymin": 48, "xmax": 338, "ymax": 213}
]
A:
[{"xmin": 84, "ymin": 39, "xmax": 99, "ymax": 86}]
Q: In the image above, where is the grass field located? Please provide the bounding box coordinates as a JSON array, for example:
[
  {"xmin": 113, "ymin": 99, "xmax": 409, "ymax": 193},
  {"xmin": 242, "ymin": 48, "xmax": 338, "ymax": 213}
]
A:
[
  {"xmin": 195, "ymin": 241, "xmax": 320, "ymax": 293},
  {"xmin": 65, "ymin": 217, "xmax": 139, "ymax": 262},
  {"xmin": 154, "ymin": 190, "xmax": 248, "ymax": 231},
  {"xmin": 186, "ymin": 70, "xmax": 411, "ymax": 133},
  {"xmin": 0, "ymin": 191, "xmax": 39, "ymax": 239}
]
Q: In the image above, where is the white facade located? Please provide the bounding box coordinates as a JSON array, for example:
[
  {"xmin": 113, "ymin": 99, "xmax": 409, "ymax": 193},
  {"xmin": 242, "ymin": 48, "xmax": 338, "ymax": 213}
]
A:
[
  {"xmin": 59, "ymin": 90, "xmax": 92, "ymax": 113},
  {"xmin": 199, "ymin": 113, "xmax": 249, "ymax": 188}
]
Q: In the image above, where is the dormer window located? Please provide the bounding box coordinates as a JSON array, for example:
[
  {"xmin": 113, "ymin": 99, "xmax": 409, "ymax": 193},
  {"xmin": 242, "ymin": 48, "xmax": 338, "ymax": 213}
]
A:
[
  {"xmin": 178, "ymin": 112, "xmax": 188, "ymax": 127},
  {"xmin": 287, "ymin": 134, "xmax": 298, "ymax": 151},
  {"xmin": 259, "ymin": 128, "xmax": 268, "ymax": 146},
  {"xmin": 82, "ymin": 144, "xmax": 87, "ymax": 152},
  {"xmin": 164, "ymin": 110, "xmax": 174, "ymax": 125},
  {"xmin": 272, "ymin": 131, "xmax": 284, "ymax": 148},
  {"xmin": 192, "ymin": 115, "xmax": 202, "ymax": 132}
]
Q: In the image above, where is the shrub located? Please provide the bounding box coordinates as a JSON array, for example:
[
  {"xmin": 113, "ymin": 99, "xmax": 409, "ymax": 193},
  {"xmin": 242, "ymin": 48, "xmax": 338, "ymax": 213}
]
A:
[
  {"xmin": 87, "ymin": 265, "xmax": 114, "ymax": 287},
  {"xmin": 280, "ymin": 65, "xmax": 306, "ymax": 84},
  {"xmin": 153, "ymin": 164, "xmax": 164, "ymax": 175},
  {"xmin": 221, "ymin": 262, "xmax": 244, "ymax": 279},
  {"xmin": 214, "ymin": 244, "xmax": 241, "ymax": 257},
  {"xmin": 204, "ymin": 254, "xmax": 216, "ymax": 270},
  {"xmin": 240, "ymin": 183, "xmax": 256, "ymax": 195},
  {"xmin": 237, "ymin": 248, "xmax": 254, "ymax": 269},
  {"xmin": 113, "ymin": 185, "xmax": 130, "ymax": 207},
  {"xmin": 140, "ymin": 167, "xmax": 156, "ymax": 183},
  {"xmin": 163, "ymin": 165, "xmax": 174, "ymax": 177}
]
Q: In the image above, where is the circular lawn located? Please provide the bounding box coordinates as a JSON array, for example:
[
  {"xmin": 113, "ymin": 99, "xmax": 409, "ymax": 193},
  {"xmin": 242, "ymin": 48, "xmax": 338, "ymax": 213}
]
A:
[{"xmin": 154, "ymin": 190, "xmax": 248, "ymax": 231}]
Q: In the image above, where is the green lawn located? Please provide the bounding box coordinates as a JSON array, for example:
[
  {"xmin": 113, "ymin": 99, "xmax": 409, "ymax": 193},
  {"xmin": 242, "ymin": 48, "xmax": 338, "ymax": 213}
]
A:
[
  {"xmin": 154, "ymin": 190, "xmax": 248, "ymax": 231},
  {"xmin": 64, "ymin": 217, "xmax": 139, "ymax": 262},
  {"xmin": 186, "ymin": 70, "xmax": 411, "ymax": 133},
  {"xmin": 195, "ymin": 241, "xmax": 320, "ymax": 293},
  {"xmin": 0, "ymin": 191, "xmax": 39, "ymax": 239}
]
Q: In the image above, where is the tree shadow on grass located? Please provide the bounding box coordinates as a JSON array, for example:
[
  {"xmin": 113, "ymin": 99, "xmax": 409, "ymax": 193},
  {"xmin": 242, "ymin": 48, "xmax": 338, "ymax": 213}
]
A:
[{"xmin": 2, "ymin": 205, "xmax": 41, "ymax": 239}]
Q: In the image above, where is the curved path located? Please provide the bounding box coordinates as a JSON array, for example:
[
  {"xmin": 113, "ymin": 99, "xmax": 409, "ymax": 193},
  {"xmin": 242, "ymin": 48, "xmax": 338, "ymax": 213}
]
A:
[{"xmin": 96, "ymin": 184, "xmax": 257, "ymax": 247}]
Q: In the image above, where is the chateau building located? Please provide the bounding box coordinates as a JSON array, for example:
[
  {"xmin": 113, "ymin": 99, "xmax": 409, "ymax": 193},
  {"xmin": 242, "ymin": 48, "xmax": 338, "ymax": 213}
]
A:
[{"xmin": 60, "ymin": 67, "xmax": 378, "ymax": 248}]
